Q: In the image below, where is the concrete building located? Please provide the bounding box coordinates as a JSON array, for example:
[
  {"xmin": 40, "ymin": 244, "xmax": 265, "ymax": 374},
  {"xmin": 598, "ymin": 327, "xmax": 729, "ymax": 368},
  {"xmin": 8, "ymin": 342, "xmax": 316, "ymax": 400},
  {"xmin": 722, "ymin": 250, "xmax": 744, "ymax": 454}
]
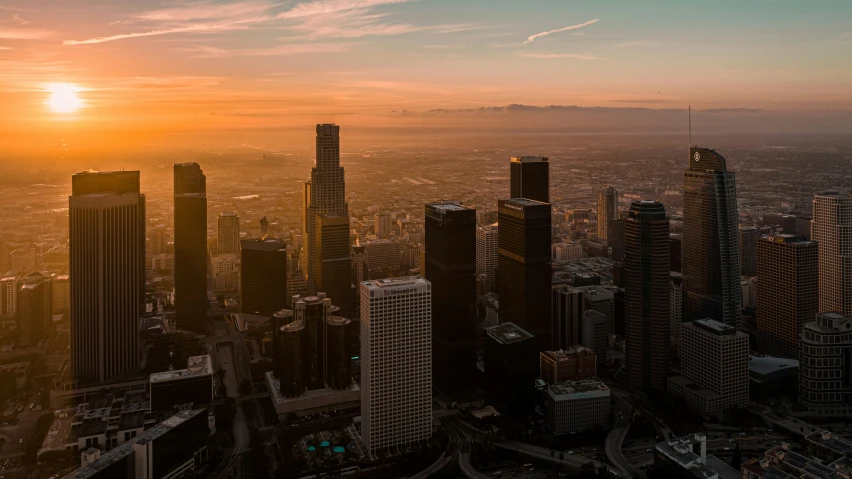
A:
[
  {"xmin": 552, "ymin": 242, "xmax": 583, "ymax": 262},
  {"xmin": 510, "ymin": 156, "xmax": 549, "ymax": 203},
  {"xmin": 811, "ymin": 192, "xmax": 852, "ymax": 316},
  {"xmin": 539, "ymin": 347, "xmax": 596, "ymax": 384},
  {"xmin": 682, "ymin": 147, "xmax": 741, "ymax": 328},
  {"xmin": 359, "ymin": 277, "xmax": 432, "ymax": 458},
  {"xmin": 350, "ymin": 244, "xmax": 368, "ymax": 284},
  {"xmin": 654, "ymin": 433, "xmax": 739, "ymax": 479},
  {"xmin": 476, "ymin": 223, "xmax": 498, "ymax": 293},
  {"xmin": 545, "ymin": 380, "xmax": 611, "ymax": 435},
  {"xmin": 800, "ymin": 312, "xmax": 852, "ymax": 416},
  {"xmin": 52, "ymin": 274, "xmax": 69, "ymax": 314},
  {"xmin": 374, "ymin": 213, "xmax": 392, "ymax": 239},
  {"xmin": 17, "ymin": 272, "xmax": 51, "ymax": 348},
  {"xmin": 749, "ymin": 356, "xmax": 799, "ymax": 402},
  {"xmin": 149, "ymin": 355, "xmax": 213, "ymax": 412},
  {"xmin": 668, "ymin": 319, "xmax": 749, "ymax": 418},
  {"xmin": 756, "ymin": 234, "xmax": 818, "ymax": 359},
  {"xmin": 70, "ymin": 171, "xmax": 144, "ymax": 384},
  {"xmin": 363, "ymin": 239, "xmax": 400, "ymax": 272},
  {"xmin": 0, "ymin": 276, "xmax": 20, "ymax": 317},
  {"xmin": 217, "ymin": 212, "xmax": 240, "ymax": 255},
  {"xmin": 624, "ymin": 200, "xmax": 670, "ymax": 391}
]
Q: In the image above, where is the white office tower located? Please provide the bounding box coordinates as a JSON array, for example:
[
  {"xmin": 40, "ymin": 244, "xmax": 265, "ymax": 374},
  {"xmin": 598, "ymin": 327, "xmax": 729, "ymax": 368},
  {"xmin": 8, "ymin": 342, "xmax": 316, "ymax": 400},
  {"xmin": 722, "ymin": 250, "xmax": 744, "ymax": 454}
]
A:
[
  {"xmin": 812, "ymin": 192, "xmax": 852, "ymax": 315},
  {"xmin": 552, "ymin": 242, "xmax": 584, "ymax": 261},
  {"xmin": 360, "ymin": 277, "xmax": 432, "ymax": 458},
  {"xmin": 476, "ymin": 223, "xmax": 498, "ymax": 293},
  {"xmin": 217, "ymin": 212, "xmax": 240, "ymax": 254}
]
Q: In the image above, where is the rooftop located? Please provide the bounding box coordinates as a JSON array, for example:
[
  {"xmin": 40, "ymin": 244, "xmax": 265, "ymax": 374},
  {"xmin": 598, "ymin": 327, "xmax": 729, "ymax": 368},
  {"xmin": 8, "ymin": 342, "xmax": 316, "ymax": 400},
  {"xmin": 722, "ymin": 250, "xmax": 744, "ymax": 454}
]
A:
[
  {"xmin": 501, "ymin": 198, "xmax": 549, "ymax": 207},
  {"xmin": 511, "ymin": 156, "xmax": 548, "ymax": 163},
  {"xmin": 547, "ymin": 380, "xmax": 609, "ymax": 399},
  {"xmin": 363, "ymin": 276, "xmax": 428, "ymax": 289},
  {"xmin": 693, "ymin": 318, "xmax": 738, "ymax": 336},
  {"xmin": 656, "ymin": 434, "xmax": 739, "ymax": 479},
  {"xmin": 805, "ymin": 430, "xmax": 852, "ymax": 457},
  {"xmin": 749, "ymin": 356, "xmax": 799, "ymax": 377},
  {"xmin": 485, "ymin": 322, "xmax": 534, "ymax": 345},
  {"xmin": 240, "ymin": 238, "xmax": 286, "ymax": 252},
  {"xmin": 149, "ymin": 355, "xmax": 212, "ymax": 383},
  {"xmin": 426, "ymin": 201, "xmax": 470, "ymax": 211},
  {"xmin": 761, "ymin": 234, "xmax": 815, "ymax": 245}
]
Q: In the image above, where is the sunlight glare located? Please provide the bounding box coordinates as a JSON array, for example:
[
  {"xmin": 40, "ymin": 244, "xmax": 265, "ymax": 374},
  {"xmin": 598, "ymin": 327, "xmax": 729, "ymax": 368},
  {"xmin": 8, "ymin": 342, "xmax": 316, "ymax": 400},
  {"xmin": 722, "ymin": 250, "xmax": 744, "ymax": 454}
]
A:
[{"xmin": 46, "ymin": 83, "xmax": 83, "ymax": 113}]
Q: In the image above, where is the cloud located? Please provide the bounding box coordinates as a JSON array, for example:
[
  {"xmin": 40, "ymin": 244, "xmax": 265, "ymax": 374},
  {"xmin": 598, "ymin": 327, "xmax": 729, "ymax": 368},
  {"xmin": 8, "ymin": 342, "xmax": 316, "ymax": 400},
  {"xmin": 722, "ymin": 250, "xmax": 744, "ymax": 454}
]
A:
[
  {"xmin": 0, "ymin": 28, "xmax": 50, "ymax": 39},
  {"xmin": 276, "ymin": 0, "xmax": 412, "ymax": 19},
  {"xmin": 64, "ymin": 17, "xmax": 264, "ymax": 45},
  {"xmin": 136, "ymin": 0, "xmax": 279, "ymax": 22},
  {"xmin": 518, "ymin": 52, "xmax": 600, "ymax": 60},
  {"xmin": 523, "ymin": 19, "xmax": 598, "ymax": 44},
  {"xmin": 182, "ymin": 42, "xmax": 350, "ymax": 58},
  {"xmin": 2, "ymin": 14, "xmax": 28, "ymax": 25},
  {"xmin": 615, "ymin": 40, "xmax": 659, "ymax": 48},
  {"xmin": 0, "ymin": 46, "xmax": 11, "ymax": 50},
  {"xmin": 282, "ymin": 8, "xmax": 482, "ymax": 40}
]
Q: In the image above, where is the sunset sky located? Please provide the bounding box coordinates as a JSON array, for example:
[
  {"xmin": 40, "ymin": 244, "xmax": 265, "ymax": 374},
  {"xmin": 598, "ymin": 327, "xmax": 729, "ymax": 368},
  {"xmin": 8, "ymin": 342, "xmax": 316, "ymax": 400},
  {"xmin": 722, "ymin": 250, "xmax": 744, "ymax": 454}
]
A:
[{"xmin": 1, "ymin": 0, "xmax": 850, "ymax": 153}]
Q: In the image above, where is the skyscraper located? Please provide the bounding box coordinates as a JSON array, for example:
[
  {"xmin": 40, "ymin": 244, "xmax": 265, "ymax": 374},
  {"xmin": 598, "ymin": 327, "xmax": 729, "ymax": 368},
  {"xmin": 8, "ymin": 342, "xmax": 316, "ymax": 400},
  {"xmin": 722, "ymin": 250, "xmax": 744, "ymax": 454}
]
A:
[
  {"xmin": 510, "ymin": 156, "xmax": 549, "ymax": 203},
  {"xmin": 374, "ymin": 213, "xmax": 392, "ymax": 239},
  {"xmin": 811, "ymin": 192, "xmax": 852, "ymax": 316},
  {"xmin": 217, "ymin": 212, "xmax": 240, "ymax": 255},
  {"xmin": 476, "ymin": 223, "xmax": 498, "ymax": 293},
  {"xmin": 596, "ymin": 185, "xmax": 619, "ymax": 246},
  {"xmin": 305, "ymin": 125, "xmax": 354, "ymax": 316},
  {"xmin": 425, "ymin": 201, "xmax": 477, "ymax": 388},
  {"xmin": 17, "ymin": 272, "xmax": 51, "ymax": 348},
  {"xmin": 738, "ymin": 225, "xmax": 758, "ymax": 277},
  {"xmin": 624, "ymin": 200, "xmax": 670, "ymax": 391},
  {"xmin": 497, "ymin": 198, "xmax": 552, "ymax": 350},
  {"xmin": 551, "ymin": 285, "xmax": 584, "ymax": 349},
  {"xmin": 360, "ymin": 277, "xmax": 432, "ymax": 458},
  {"xmin": 174, "ymin": 163, "xmax": 207, "ymax": 333},
  {"xmin": 682, "ymin": 147, "xmax": 741, "ymax": 328},
  {"xmin": 756, "ymin": 234, "xmax": 818, "ymax": 359},
  {"xmin": 70, "ymin": 170, "xmax": 145, "ymax": 383},
  {"xmin": 800, "ymin": 312, "xmax": 852, "ymax": 416},
  {"xmin": 240, "ymin": 238, "xmax": 288, "ymax": 319}
]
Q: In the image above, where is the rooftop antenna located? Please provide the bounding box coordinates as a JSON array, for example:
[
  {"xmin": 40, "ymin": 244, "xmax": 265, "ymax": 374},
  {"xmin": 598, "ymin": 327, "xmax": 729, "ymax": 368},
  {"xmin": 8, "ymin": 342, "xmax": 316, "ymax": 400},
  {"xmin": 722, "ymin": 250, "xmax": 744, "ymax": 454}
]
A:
[{"xmin": 688, "ymin": 105, "xmax": 692, "ymax": 147}]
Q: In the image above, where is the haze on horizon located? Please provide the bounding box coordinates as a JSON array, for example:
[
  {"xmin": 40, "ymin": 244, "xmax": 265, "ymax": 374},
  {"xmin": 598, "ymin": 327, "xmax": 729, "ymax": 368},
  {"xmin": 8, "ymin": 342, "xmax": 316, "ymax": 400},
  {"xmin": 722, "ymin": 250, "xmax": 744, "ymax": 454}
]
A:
[{"xmin": 1, "ymin": 0, "xmax": 851, "ymax": 156}]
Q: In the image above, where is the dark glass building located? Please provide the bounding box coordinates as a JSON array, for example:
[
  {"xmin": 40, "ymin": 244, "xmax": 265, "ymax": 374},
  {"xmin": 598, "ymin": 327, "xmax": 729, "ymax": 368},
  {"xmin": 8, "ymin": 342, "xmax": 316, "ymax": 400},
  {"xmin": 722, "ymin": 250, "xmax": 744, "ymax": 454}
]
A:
[
  {"xmin": 70, "ymin": 170, "xmax": 145, "ymax": 383},
  {"xmin": 278, "ymin": 320, "xmax": 304, "ymax": 398},
  {"xmin": 484, "ymin": 322, "xmax": 536, "ymax": 415},
  {"xmin": 510, "ymin": 156, "xmax": 549, "ymax": 203},
  {"xmin": 174, "ymin": 163, "xmax": 208, "ymax": 333},
  {"xmin": 624, "ymin": 200, "xmax": 670, "ymax": 391},
  {"xmin": 497, "ymin": 198, "xmax": 552, "ymax": 350},
  {"xmin": 314, "ymin": 214, "xmax": 356, "ymax": 317},
  {"xmin": 682, "ymin": 147, "xmax": 741, "ymax": 328},
  {"xmin": 240, "ymin": 238, "xmax": 288, "ymax": 319},
  {"xmin": 424, "ymin": 201, "xmax": 477, "ymax": 388},
  {"xmin": 596, "ymin": 185, "xmax": 619, "ymax": 246},
  {"xmin": 326, "ymin": 316, "xmax": 353, "ymax": 390}
]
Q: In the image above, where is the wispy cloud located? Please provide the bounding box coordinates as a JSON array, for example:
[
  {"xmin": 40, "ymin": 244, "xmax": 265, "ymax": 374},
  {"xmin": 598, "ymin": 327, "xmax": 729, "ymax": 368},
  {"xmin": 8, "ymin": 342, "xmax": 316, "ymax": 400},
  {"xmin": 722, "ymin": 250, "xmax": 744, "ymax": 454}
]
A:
[
  {"xmin": 64, "ymin": 17, "xmax": 264, "ymax": 45},
  {"xmin": 182, "ymin": 42, "xmax": 350, "ymax": 58},
  {"xmin": 523, "ymin": 19, "xmax": 598, "ymax": 44},
  {"xmin": 287, "ymin": 9, "xmax": 481, "ymax": 40},
  {"xmin": 518, "ymin": 52, "xmax": 600, "ymax": 60},
  {"xmin": 0, "ymin": 46, "xmax": 11, "ymax": 50},
  {"xmin": 2, "ymin": 14, "xmax": 29, "ymax": 25},
  {"xmin": 276, "ymin": 0, "xmax": 412, "ymax": 19},
  {"xmin": 136, "ymin": 0, "xmax": 279, "ymax": 22},
  {"xmin": 0, "ymin": 28, "xmax": 50, "ymax": 39}
]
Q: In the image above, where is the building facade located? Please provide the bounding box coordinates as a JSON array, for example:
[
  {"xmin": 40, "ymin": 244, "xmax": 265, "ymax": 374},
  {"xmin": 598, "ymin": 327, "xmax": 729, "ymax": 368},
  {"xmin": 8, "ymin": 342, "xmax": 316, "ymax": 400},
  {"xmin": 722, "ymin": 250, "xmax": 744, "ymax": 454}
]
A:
[
  {"xmin": 424, "ymin": 201, "xmax": 477, "ymax": 388},
  {"xmin": 17, "ymin": 272, "xmax": 51, "ymax": 348},
  {"xmin": 682, "ymin": 147, "xmax": 741, "ymax": 327},
  {"xmin": 70, "ymin": 171, "xmax": 145, "ymax": 383},
  {"xmin": 596, "ymin": 185, "xmax": 619, "ymax": 247},
  {"xmin": 476, "ymin": 223, "xmax": 498, "ymax": 294},
  {"xmin": 359, "ymin": 277, "xmax": 432, "ymax": 458},
  {"xmin": 510, "ymin": 156, "xmax": 549, "ymax": 203},
  {"xmin": 217, "ymin": 212, "xmax": 240, "ymax": 255},
  {"xmin": 539, "ymin": 347, "xmax": 596, "ymax": 384},
  {"xmin": 545, "ymin": 380, "xmax": 611, "ymax": 435},
  {"xmin": 756, "ymin": 234, "xmax": 818, "ymax": 359},
  {"xmin": 811, "ymin": 192, "xmax": 852, "ymax": 316},
  {"xmin": 240, "ymin": 239, "xmax": 288, "ymax": 319},
  {"xmin": 624, "ymin": 200, "xmax": 670, "ymax": 391},
  {"xmin": 174, "ymin": 163, "xmax": 208, "ymax": 333},
  {"xmin": 800, "ymin": 312, "xmax": 852, "ymax": 416},
  {"xmin": 739, "ymin": 225, "xmax": 758, "ymax": 277}
]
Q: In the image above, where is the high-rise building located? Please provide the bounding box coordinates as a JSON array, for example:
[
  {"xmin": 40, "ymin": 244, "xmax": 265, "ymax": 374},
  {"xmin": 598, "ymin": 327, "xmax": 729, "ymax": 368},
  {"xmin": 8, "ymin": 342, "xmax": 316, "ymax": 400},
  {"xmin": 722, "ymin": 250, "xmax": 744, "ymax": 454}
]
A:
[
  {"xmin": 611, "ymin": 218, "xmax": 625, "ymax": 262},
  {"xmin": 70, "ymin": 170, "xmax": 145, "ymax": 383},
  {"xmin": 597, "ymin": 186, "xmax": 619, "ymax": 246},
  {"xmin": 497, "ymin": 198, "xmax": 552, "ymax": 350},
  {"xmin": 52, "ymin": 274, "xmax": 69, "ymax": 314},
  {"xmin": 668, "ymin": 319, "xmax": 749, "ymax": 417},
  {"xmin": 670, "ymin": 273, "xmax": 684, "ymax": 357},
  {"xmin": 0, "ymin": 276, "xmax": 20, "ymax": 318},
  {"xmin": 579, "ymin": 285, "xmax": 615, "ymax": 346},
  {"xmin": 811, "ymin": 192, "xmax": 852, "ymax": 316},
  {"xmin": 363, "ymin": 239, "xmax": 400, "ymax": 272},
  {"xmin": 581, "ymin": 310, "xmax": 607, "ymax": 371},
  {"xmin": 17, "ymin": 272, "xmax": 51, "ymax": 348},
  {"xmin": 374, "ymin": 213, "xmax": 392, "ymax": 239},
  {"xmin": 259, "ymin": 215, "xmax": 269, "ymax": 238},
  {"xmin": 217, "ymin": 212, "xmax": 240, "ymax": 255},
  {"xmin": 351, "ymin": 245, "xmax": 369, "ymax": 284},
  {"xmin": 484, "ymin": 322, "xmax": 537, "ymax": 415},
  {"xmin": 552, "ymin": 285, "xmax": 584, "ymax": 350},
  {"xmin": 150, "ymin": 227, "xmax": 168, "ymax": 255},
  {"xmin": 424, "ymin": 201, "xmax": 477, "ymax": 388},
  {"xmin": 305, "ymin": 125, "xmax": 354, "ymax": 317},
  {"xmin": 800, "ymin": 312, "xmax": 852, "ymax": 416},
  {"xmin": 240, "ymin": 238, "xmax": 288, "ymax": 319},
  {"xmin": 738, "ymin": 225, "xmax": 758, "ymax": 277},
  {"xmin": 756, "ymin": 234, "xmax": 818, "ymax": 359},
  {"xmin": 476, "ymin": 223, "xmax": 499, "ymax": 293},
  {"xmin": 552, "ymin": 242, "xmax": 583, "ymax": 261},
  {"xmin": 682, "ymin": 147, "xmax": 741, "ymax": 327},
  {"xmin": 624, "ymin": 200, "xmax": 670, "ymax": 391},
  {"xmin": 510, "ymin": 156, "xmax": 549, "ymax": 203},
  {"xmin": 360, "ymin": 277, "xmax": 432, "ymax": 458},
  {"xmin": 174, "ymin": 163, "xmax": 207, "ymax": 333}
]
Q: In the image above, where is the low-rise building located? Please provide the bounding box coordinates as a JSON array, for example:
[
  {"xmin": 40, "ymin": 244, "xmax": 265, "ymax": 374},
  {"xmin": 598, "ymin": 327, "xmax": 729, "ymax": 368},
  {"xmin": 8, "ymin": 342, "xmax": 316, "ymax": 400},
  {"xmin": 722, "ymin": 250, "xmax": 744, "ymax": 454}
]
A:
[
  {"xmin": 149, "ymin": 355, "xmax": 214, "ymax": 412},
  {"xmin": 539, "ymin": 347, "xmax": 596, "ymax": 384},
  {"xmin": 653, "ymin": 433, "xmax": 739, "ymax": 479},
  {"xmin": 545, "ymin": 380, "xmax": 610, "ymax": 434}
]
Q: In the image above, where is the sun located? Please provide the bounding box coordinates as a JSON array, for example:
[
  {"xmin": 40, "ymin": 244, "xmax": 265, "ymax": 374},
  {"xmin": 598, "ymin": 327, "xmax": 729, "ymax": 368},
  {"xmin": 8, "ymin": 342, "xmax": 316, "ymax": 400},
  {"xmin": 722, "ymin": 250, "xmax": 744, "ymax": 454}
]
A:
[{"xmin": 46, "ymin": 83, "xmax": 83, "ymax": 113}]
